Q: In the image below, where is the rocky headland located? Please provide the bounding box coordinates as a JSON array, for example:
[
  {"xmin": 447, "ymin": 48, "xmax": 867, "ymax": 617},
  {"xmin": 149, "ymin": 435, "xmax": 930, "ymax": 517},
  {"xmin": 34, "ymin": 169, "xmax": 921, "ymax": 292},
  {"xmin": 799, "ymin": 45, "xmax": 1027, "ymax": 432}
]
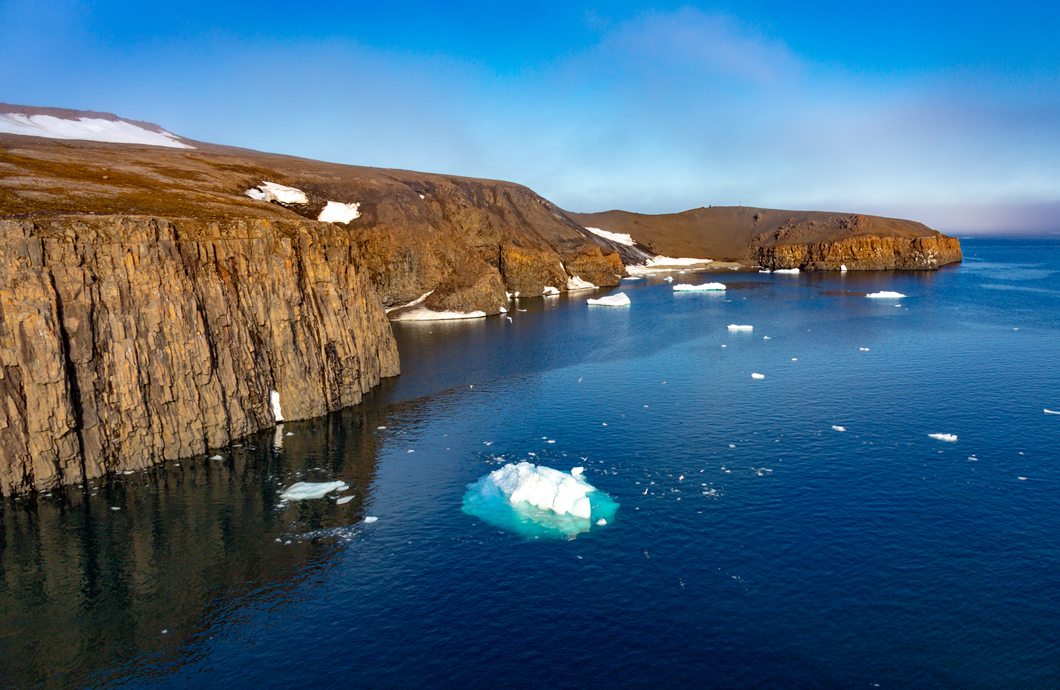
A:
[{"xmin": 0, "ymin": 105, "xmax": 961, "ymax": 493}]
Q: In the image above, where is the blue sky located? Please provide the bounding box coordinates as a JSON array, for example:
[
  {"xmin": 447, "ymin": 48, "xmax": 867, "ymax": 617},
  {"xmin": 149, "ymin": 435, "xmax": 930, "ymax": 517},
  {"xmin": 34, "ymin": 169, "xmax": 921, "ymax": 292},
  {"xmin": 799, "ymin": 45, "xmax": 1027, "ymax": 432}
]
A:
[{"xmin": 3, "ymin": 1, "xmax": 1059, "ymax": 233}]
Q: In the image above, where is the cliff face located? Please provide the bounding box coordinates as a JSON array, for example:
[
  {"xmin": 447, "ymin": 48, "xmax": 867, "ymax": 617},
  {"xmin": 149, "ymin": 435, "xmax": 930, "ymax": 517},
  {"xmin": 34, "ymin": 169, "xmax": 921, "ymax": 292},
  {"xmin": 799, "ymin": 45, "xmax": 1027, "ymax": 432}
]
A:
[
  {"xmin": 753, "ymin": 234, "xmax": 963, "ymax": 270},
  {"xmin": 0, "ymin": 216, "xmax": 399, "ymax": 495}
]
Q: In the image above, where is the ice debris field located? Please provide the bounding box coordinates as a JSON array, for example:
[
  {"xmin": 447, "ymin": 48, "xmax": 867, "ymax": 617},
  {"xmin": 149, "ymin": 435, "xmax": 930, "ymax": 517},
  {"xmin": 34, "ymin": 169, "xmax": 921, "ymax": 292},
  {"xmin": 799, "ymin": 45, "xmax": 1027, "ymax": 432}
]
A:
[{"xmin": 462, "ymin": 462, "xmax": 620, "ymax": 539}]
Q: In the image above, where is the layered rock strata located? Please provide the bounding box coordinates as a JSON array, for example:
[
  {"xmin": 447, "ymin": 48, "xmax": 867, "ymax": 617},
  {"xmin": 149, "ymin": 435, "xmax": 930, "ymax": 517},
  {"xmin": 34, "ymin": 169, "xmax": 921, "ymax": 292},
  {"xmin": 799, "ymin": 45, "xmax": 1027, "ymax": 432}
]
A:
[
  {"xmin": 0, "ymin": 216, "xmax": 399, "ymax": 494},
  {"xmin": 753, "ymin": 233, "xmax": 963, "ymax": 270}
]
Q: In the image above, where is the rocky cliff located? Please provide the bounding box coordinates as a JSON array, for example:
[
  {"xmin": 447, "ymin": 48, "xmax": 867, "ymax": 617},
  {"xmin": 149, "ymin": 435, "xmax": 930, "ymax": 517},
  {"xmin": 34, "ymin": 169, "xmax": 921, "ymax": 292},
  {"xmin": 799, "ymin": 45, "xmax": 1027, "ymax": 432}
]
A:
[{"xmin": 0, "ymin": 215, "xmax": 399, "ymax": 495}]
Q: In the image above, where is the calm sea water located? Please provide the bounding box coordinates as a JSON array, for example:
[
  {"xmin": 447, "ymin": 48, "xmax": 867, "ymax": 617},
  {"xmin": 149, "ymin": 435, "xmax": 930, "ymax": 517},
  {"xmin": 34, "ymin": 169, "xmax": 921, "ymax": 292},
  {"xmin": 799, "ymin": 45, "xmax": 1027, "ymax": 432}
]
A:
[{"xmin": 3, "ymin": 238, "xmax": 1059, "ymax": 689}]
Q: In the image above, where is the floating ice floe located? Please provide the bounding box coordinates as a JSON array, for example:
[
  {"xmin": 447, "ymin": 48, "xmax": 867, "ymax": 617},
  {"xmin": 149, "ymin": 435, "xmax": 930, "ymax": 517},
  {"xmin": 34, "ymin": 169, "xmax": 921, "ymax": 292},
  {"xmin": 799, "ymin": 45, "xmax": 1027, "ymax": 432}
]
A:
[
  {"xmin": 587, "ymin": 293, "xmax": 630, "ymax": 307},
  {"xmin": 567, "ymin": 275, "xmax": 597, "ymax": 291},
  {"xmin": 0, "ymin": 113, "xmax": 195, "ymax": 148},
  {"xmin": 246, "ymin": 181, "xmax": 309, "ymax": 205},
  {"xmin": 462, "ymin": 462, "xmax": 619, "ymax": 539},
  {"xmin": 336, "ymin": 496, "xmax": 354, "ymax": 505},
  {"xmin": 751, "ymin": 373, "xmax": 765, "ymax": 379},
  {"xmin": 363, "ymin": 516, "xmax": 378, "ymax": 523},
  {"xmin": 280, "ymin": 481, "xmax": 349, "ymax": 501},
  {"xmin": 928, "ymin": 433, "xmax": 958, "ymax": 442},
  {"xmin": 318, "ymin": 201, "xmax": 361, "ymax": 223},
  {"xmin": 832, "ymin": 426, "xmax": 846, "ymax": 432},
  {"xmin": 663, "ymin": 276, "xmax": 674, "ymax": 282},
  {"xmin": 866, "ymin": 291, "xmax": 906, "ymax": 299},
  {"xmin": 773, "ymin": 268, "xmax": 800, "ymax": 274},
  {"xmin": 210, "ymin": 454, "xmax": 223, "ymax": 460},
  {"xmin": 727, "ymin": 324, "xmax": 753, "ymax": 331},
  {"xmin": 759, "ymin": 269, "xmax": 772, "ymax": 273},
  {"xmin": 673, "ymin": 282, "xmax": 726, "ymax": 292},
  {"xmin": 270, "ymin": 390, "xmax": 284, "ymax": 423},
  {"xmin": 390, "ymin": 307, "xmax": 487, "ymax": 321}
]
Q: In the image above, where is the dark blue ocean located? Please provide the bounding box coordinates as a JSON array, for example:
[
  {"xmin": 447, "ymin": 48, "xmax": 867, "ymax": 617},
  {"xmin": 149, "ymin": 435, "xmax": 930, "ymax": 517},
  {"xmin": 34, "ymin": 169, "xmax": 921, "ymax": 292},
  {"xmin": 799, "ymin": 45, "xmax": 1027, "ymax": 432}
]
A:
[{"xmin": 2, "ymin": 238, "xmax": 1059, "ymax": 689}]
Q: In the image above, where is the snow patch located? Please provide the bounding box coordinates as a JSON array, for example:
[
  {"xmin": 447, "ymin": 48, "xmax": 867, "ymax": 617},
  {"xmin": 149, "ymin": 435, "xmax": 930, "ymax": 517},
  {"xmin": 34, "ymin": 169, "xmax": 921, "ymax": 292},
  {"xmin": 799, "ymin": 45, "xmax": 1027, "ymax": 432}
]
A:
[
  {"xmin": 543, "ymin": 286, "xmax": 560, "ymax": 296},
  {"xmin": 280, "ymin": 481, "xmax": 349, "ymax": 500},
  {"xmin": 673, "ymin": 282, "xmax": 726, "ymax": 292},
  {"xmin": 247, "ymin": 181, "xmax": 308, "ymax": 205},
  {"xmin": 587, "ymin": 292, "xmax": 630, "ymax": 307},
  {"xmin": 866, "ymin": 291, "xmax": 906, "ymax": 299},
  {"xmin": 584, "ymin": 226, "xmax": 635, "ymax": 246},
  {"xmin": 0, "ymin": 113, "xmax": 194, "ymax": 148},
  {"xmin": 318, "ymin": 201, "xmax": 361, "ymax": 223},
  {"xmin": 270, "ymin": 390, "xmax": 283, "ymax": 423}
]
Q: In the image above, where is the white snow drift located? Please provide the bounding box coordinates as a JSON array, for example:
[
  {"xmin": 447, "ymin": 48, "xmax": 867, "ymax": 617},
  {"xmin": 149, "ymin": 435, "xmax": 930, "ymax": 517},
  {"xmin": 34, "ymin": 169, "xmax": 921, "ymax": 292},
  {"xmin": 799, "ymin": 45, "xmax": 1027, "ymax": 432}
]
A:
[
  {"xmin": 584, "ymin": 226, "xmax": 635, "ymax": 246},
  {"xmin": 0, "ymin": 113, "xmax": 194, "ymax": 148},
  {"xmin": 245, "ymin": 181, "xmax": 309, "ymax": 205},
  {"xmin": 567, "ymin": 275, "xmax": 597, "ymax": 291},
  {"xmin": 318, "ymin": 201, "xmax": 361, "ymax": 223}
]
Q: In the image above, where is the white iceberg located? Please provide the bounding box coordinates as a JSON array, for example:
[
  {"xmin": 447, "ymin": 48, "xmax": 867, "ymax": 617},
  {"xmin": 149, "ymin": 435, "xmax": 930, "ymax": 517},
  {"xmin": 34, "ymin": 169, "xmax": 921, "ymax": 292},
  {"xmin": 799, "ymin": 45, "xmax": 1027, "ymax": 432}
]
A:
[
  {"xmin": 673, "ymin": 282, "xmax": 726, "ymax": 292},
  {"xmin": 318, "ymin": 201, "xmax": 361, "ymax": 223},
  {"xmin": 727, "ymin": 324, "xmax": 753, "ymax": 331},
  {"xmin": 462, "ymin": 462, "xmax": 619, "ymax": 539},
  {"xmin": 587, "ymin": 292, "xmax": 631, "ymax": 307},
  {"xmin": 773, "ymin": 268, "xmax": 800, "ymax": 274},
  {"xmin": 928, "ymin": 433, "xmax": 958, "ymax": 442},
  {"xmin": 832, "ymin": 425, "xmax": 846, "ymax": 432},
  {"xmin": 567, "ymin": 275, "xmax": 597, "ymax": 291},
  {"xmin": 363, "ymin": 516, "xmax": 378, "ymax": 523},
  {"xmin": 866, "ymin": 291, "xmax": 906, "ymax": 299},
  {"xmin": 0, "ymin": 113, "xmax": 194, "ymax": 148},
  {"xmin": 280, "ymin": 481, "xmax": 349, "ymax": 500},
  {"xmin": 751, "ymin": 373, "xmax": 765, "ymax": 379}
]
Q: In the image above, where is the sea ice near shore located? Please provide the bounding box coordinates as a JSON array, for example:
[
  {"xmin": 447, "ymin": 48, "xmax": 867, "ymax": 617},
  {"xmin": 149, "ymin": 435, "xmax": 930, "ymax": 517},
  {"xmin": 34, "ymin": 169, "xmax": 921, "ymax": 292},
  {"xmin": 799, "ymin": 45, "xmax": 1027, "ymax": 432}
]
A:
[
  {"xmin": 462, "ymin": 462, "xmax": 619, "ymax": 539},
  {"xmin": 867, "ymin": 291, "xmax": 907, "ymax": 299},
  {"xmin": 390, "ymin": 307, "xmax": 487, "ymax": 321},
  {"xmin": 587, "ymin": 293, "xmax": 631, "ymax": 307}
]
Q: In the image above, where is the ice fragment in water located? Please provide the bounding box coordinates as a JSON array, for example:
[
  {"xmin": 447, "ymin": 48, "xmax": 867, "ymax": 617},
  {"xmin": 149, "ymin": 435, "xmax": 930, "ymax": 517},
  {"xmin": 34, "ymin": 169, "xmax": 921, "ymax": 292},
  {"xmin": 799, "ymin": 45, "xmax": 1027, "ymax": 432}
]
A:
[
  {"xmin": 280, "ymin": 481, "xmax": 349, "ymax": 500},
  {"xmin": 751, "ymin": 373, "xmax": 765, "ymax": 379},
  {"xmin": 110, "ymin": 506, "xmax": 121, "ymax": 511},
  {"xmin": 336, "ymin": 496, "xmax": 354, "ymax": 505},
  {"xmin": 462, "ymin": 462, "xmax": 619, "ymax": 539},
  {"xmin": 928, "ymin": 433, "xmax": 958, "ymax": 442},
  {"xmin": 672, "ymin": 282, "xmax": 726, "ymax": 292},
  {"xmin": 209, "ymin": 455, "xmax": 223, "ymax": 460},
  {"xmin": 773, "ymin": 268, "xmax": 800, "ymax": 274},
  {"xmin": 832, "ymin": 426, "xmax": 846, "ymax": 432},
  {"xmin": 587, "ymin": 292, "xmax": 631, "ymax": 307},
  {"xmin": 363, "ymin": 516, "xmax": 378, "ymax": 523},
  {"xmin": 596, "ymin": 519, "xmax": 607, "ymax": 526},
  {"xmin": 727, "ymin": 324, "xmax": 753, "ymax": 331},
  {"xmin": 1045, "ymin": 409, "xmax": 1059, "ymax": 415},
  {"xmin": 866, "ymin": 291, "xmax": 906, "ymax": 299}
]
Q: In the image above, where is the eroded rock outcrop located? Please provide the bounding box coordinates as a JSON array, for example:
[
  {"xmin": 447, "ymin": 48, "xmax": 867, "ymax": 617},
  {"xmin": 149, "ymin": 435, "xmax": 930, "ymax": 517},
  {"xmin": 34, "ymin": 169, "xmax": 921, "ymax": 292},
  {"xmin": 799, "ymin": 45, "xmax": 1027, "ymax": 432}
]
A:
[
  {"xmin": 0, "ymin": 216, "xmax": 399, "ymax": 494},
  {"xmin": 753, "ymin": 233, "xmax": 963, "ymax": 270}
]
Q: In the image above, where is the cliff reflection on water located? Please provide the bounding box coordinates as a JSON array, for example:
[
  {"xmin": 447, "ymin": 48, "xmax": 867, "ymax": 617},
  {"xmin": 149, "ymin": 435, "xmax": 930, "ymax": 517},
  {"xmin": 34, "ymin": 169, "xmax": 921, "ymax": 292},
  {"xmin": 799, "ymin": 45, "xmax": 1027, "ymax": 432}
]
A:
[{"xmin": 0, "ymin": 406, "xmax": 388, "ymax": 689}]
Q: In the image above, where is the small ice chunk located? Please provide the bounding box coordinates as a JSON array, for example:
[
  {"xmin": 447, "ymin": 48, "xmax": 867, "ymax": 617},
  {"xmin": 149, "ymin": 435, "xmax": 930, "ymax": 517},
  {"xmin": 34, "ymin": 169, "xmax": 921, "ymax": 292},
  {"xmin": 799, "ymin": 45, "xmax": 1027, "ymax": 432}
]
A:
[
  {"xmin": 407, "ymin": 449, "xmax": 415, "ymax": 453},
  {"xmin": 110, "ymin": 506, "xmax": 121, "ymax": 511},
  {"xmin": 773, "ymin": 268, "xmax": 800, "ymax": 274},
  {"xmin": 336, "ymin": 496, "xmax": 354, "ymax": 505},
  {"xmin": 928, "ymin": 433, "xmax": 958, "ymax": 442},
  {"xmin": 571, "ymin": 467, "xmax": 584, "ymax": 476},
  {"xmin": 318, "ymin": 200, "xmax": 361, "ymax": 223},
  {"xmin": 286, "ymin": 432, "xmax": 294, "ymax": 436},
  {"xmin": 832, "ymin": 425, "xmax": 846, "ymax": 432},
  {"xmin": 1018, "ymin": 477, "xmax": 1027, "ymax": 481},
  {"xmin": 596, "ymin": 519, "xmax": 607, "ymax": 526},
  {"xmin": 378, "ymin": 426, "xmax": 387, "ymax": 429},
  {"xmin": 663, "ymin": 276, "xmax": 674, "ymax": 282},
  {"xmin": 270, "ymin": 390, "xmax": 284, "ymax": 422},
  {"xmin": 673, "ymin": 282, "xmax": 726, "ymax": 292},
  {"xmin": 210, "ymin": 455, "xmax": 223, "ymax": 460},
  {"xmin": 763, "ymin": 336, "xmax": 771, "ymax": 340},
  {"xmin": 859, "ymin": 348, "xmax": 870, "ymax": 351},
  {"xmin": 727, "ymin": 324, "xmax": 753, "ymax": 331},
  {"xmin": 866, "ymin": 291, "xmax": 906, "ymax": 299},
  {"xmin": 840, "ymin": 264, "xmax": 848, "ymax": 272},
  {"xmin": 751, "ymin": 373, "xmax": 765, "ymax": 379},
  {"xmin": 280, "ymin": 481, "xmax": 349, "ymax": 500},
  {"xmin": 587, "ymin": 292, "xmax": 631, "ymax": 307},
  {"xmin": 363, "ymin": 516, "xmax": 378, "ymax": 523}
]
